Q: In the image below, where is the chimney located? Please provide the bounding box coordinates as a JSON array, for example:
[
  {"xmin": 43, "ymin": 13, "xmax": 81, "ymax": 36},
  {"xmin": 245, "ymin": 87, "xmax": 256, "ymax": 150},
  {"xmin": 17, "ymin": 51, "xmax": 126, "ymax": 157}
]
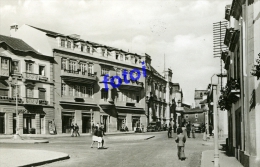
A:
[{"xmin": 10, "ymin": 24, "xmax": 18, "ymax": 36}]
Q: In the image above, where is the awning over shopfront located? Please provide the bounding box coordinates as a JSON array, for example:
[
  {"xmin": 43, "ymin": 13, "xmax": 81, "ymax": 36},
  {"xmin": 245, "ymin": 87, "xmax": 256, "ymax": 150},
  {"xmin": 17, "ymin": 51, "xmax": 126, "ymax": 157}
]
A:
[
  {"xmin": 99, "ymin": 104, "xmax": 117, "ymax": 118},
  {"xmin": 116, "ymin": 106, "xmax": 145, "ymax": 115},
  {"xmin": 60, "ymin": 101, "xmax": 98, "ymax": 110}
]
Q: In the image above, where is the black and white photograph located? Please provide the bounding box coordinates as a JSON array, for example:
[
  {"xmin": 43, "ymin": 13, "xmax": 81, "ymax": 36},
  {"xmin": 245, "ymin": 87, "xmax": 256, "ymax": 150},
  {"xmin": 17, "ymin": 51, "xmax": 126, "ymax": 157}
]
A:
[{"xmin": 0, "ymin": 0, "xmax": 259, "ymax": 166}]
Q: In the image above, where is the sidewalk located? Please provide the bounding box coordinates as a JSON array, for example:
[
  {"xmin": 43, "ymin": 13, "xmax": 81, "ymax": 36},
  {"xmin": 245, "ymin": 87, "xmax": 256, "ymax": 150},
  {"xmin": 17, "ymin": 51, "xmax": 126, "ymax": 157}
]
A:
[
  {"xmin": 201, "ymin": 150, "xmax": 243, "ymax": 167},
  {"xmin": 201, "ymin": 135, "xmax": 243, "ymax": 167},
  {"xmin": 0, "ymin": 148, "xmax": 69, "ymax": 167}
]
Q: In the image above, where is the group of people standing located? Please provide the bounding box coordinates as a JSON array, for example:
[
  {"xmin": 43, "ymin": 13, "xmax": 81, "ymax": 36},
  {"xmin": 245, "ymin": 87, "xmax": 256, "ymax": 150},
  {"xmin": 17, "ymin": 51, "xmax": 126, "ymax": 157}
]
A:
[
  {"xmin": 70, "ymin": 123, "xmax": 80, "ymax": 137},
  {"xmin": 186, "ymin": 122, "xmax": 196, "ymax": 138}
]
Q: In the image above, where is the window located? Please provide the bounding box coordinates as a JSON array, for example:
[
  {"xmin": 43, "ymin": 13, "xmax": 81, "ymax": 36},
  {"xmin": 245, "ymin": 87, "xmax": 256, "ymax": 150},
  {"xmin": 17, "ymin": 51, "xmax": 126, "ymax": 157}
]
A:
[
  {"xmin": 38, "ymin": 88, "xmax": 46, "ymax": 100},
  {"xmin": 12, "ymin": 85, "xmax": 20, "ymax": 97},
  {"xmin": 26, "ymin": 62, "xmax": 33, "ymax": 73},
  {"xmin": 61, "ymin": 58, "xmax": 66, "ymax": 70},
  {"xmin": 81, "ymin": 86, "xmax": 87, "ymax": 97},
  {"xmin": 116, "ymin": 69, "xmax": 121, "ymax": 76},
  {"xmin": 195, "ymin": 114, "xmax": 198, "ymax": 118},
  {"xmin": 61, "ymin": 39, "xmax": 65, "ymax": 47},
  {"xmin": 87, "ymin": 46, "xmax": 90, "ymax": 53},
  {"xmin": 101, "ymin": 49, "xmax": 105, "ymax": 57},
  {"xmin": 67, "ymin": 41, "xmax": 71, "ymax": 48},
  {"xmin": 12, "ymin": 60, "xmax": 19, "ymax": 73},
  {"xmin": 81, "ymin": 63, "xmax": 87, "ymax": 75},
  {"xmin": 1, "ymin": 58, "xmax": 8, "ymax": 69},
  {"xmin": 101, "ymin": 68, "xmax": 109, "ymax": 76},
  {"xmin": 81, "ymin": 45, "xmax": 84, "ymax": 52},
  {"xmin": 61, "ymin": 83, "xmax": 66, "ymax": 96},
  {"xmin": 69, "ymin": 60, "xmax": 77, "ymax": 72},
  {"xmin": 101, "ymin": 89, "xmax": 108, "ymax": 101},
  {"xmin": 88, "ymin": 87, "xmax": 93, "ymax": 98},
  {"xmin": 69, "ymin": 85, "xmax": 73, "ymax": 96},
  {"xmin": 39, "ymin": 65, "xmax": 45, "ymax": 76},
  {"xmin": 116, "ymin": 53, "xmax": 119, "ymax": 60},
  {"xmin": 74, "ymin": 85, "xmax": 80, "ymax": 96},
  {"xmin": 26, "ymin": 87, "xmax": 34, "ymax": 98},
  {"xmin": 88, "ymin": 64, "xmax": 93, "ymax": 74},
  {"xmin": 120, "ymin": 55, "xmax": 123, "ymax": 61}
]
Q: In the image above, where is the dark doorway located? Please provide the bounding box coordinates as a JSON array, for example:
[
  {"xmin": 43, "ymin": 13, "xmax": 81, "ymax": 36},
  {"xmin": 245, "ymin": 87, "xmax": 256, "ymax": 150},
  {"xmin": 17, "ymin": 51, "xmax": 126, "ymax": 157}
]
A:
[
  {"xmin": 62, "ymin": 113, "xmax": 74, "ymax": 133},
  {"xmin": 117, "ymin": 118, "xmax": 124, "ymax": 131},
  {"xmin": 0, "ymin": 113, "xmax": 5, "ymax": 134},
  {"xmin": 82, "ymin": 116, "xmax": 91, "ymax": 133},
  {"xmin": 13, "ymin": 114, "xmax": 16, "ymax": 134}
]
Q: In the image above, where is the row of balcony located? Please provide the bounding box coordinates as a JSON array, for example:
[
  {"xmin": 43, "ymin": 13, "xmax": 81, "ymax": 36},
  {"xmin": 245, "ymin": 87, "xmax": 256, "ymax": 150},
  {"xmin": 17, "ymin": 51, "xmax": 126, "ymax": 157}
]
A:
[{"xmin": 0, "ymin": 96, "xmax": 48, "ymax": 105}]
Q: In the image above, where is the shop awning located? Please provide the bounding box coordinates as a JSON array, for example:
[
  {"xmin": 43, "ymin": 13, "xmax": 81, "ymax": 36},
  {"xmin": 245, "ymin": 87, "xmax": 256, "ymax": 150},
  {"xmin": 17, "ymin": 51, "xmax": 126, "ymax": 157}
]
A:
[
  {"xmin": 99, "ymin": 104, "xmax": 117, "ymax": 118},
  {"xmin": 116, "ymin": 106, "xmax": 145, "ymax": 115}
]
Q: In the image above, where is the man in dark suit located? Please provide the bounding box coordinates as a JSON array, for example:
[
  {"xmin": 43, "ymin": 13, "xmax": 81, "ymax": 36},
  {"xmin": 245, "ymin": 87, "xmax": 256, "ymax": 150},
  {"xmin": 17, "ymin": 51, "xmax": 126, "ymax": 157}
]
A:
[{"xmin": 175, "ymin": 128, "xmax": 186, "ymax": 160}]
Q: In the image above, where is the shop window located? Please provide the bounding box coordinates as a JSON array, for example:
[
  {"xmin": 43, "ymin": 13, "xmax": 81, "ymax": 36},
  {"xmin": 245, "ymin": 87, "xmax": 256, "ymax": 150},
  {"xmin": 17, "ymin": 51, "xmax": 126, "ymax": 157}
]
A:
[
  {"xmin": 39, "ymin": 65, "xmax": 45, "ymax": 76},
  {"xmin": 12, "ymin": 60, "xmax": 19, "ymax": 73}
]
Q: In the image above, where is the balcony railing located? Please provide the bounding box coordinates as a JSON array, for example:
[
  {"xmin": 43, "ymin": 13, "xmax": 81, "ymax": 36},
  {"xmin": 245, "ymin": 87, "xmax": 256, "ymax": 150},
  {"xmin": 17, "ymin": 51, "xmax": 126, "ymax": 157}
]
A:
[
  {"xmin": 22, "ymin": 72, "xmax": 39, "ymax": 81},
  {"xmin": 61, "ymin": 70, "xmax": 97, "ymax": 83},
  {"xmin": 0, "ymin": 96, "xmax": 23, "ymax": 103},
  {"xmin": 23, "ymin": 97, "xmax": 39, "ymax": 105}
]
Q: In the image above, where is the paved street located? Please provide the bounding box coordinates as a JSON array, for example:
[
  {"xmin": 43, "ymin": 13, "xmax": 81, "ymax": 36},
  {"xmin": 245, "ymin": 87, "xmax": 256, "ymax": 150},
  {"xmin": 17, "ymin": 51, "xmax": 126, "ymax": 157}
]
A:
[{"xmin": 0, "ymin": 132, "xmax": 213, "ymax": 167}]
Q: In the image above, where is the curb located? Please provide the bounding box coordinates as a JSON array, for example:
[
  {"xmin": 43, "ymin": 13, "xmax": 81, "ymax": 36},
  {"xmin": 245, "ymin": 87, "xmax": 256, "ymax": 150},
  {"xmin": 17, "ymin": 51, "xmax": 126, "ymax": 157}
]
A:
[
  {"xmin": 20, "ymin": 154, "xmax": 70, "ymax": 167},
  {"xmin": 0, "ymin": 139, "xmax": 49, "ymax": 144},
  {"xmin": 144, "ymin": 136, "xmax": 155, "ymax": 140}
]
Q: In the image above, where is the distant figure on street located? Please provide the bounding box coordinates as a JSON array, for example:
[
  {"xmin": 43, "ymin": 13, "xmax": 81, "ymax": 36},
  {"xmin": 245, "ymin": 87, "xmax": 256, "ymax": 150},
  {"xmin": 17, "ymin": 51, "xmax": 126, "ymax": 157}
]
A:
[
  {"xmin": 168, "ymin": 125, "xmax": 172, "ymax": 138},
  {"xmin": 209, "ymin": 125, "xmax": 213, "ymax": 136},
  {"xmin": 175, "ymin": 127, "xmax": 186, "ymax": 161},
  {"xmin": 191, "ymin": 124, "xmax": 196, "ymax": 138},
  {"xmin": 70, "ymin": 123, "xmax": 75, "ymax": 137},
  {"xmin": 74, "ymin": 123, "xmax": 80, "ymax": 137},
  {"xmin": 186, "ymin": 122, "xmax": 191, "ymax": 138}
]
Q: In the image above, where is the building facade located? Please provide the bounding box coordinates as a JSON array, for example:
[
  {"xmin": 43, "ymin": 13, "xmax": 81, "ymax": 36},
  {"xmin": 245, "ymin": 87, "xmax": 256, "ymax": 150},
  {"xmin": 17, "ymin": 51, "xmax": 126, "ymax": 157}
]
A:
[
  {"xmin": 0, "ymin": 35, "xmax": 54, "ymax": 135},
  {"xmin": 9, "ymin": 24, "xmax": 182, "ymax": 134},
  {"xmin": 217, "ymin": 1, "xmax": 260, "ymax": 166}
]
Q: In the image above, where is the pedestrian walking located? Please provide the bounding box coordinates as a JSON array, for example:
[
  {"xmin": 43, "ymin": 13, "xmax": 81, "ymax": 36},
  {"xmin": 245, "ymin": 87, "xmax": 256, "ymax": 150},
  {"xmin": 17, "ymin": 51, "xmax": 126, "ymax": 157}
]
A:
[
  {"xmin": 168, "ymin": 125, "xmax": 172, "ymax": 138},
  {"xmin": 186, "ymin": 122, "xmax": 191, "ymax": 138},
  {"xmin": 175, "ymin": 127, "xmax": 186, "ymax": 161},
  {"xmin": 90, "ymin": 126, "xmax": 98, "ymax": 148},
  {"xmin": 191, "ymin": 124, "xmax": 196, "ymax": 138},
  {"xmin": 74, "ymin": 123, "xmax": 80, "ymax": 137},
  {"xmin": 70, "ymin": 122, "xmax": 75, "ymax": 137}
]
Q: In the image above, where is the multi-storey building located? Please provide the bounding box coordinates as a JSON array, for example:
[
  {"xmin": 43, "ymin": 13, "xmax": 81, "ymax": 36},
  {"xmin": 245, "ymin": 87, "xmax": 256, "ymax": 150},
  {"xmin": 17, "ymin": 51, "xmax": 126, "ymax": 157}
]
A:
[
  {"xmin": 217, "ymin": 1, "xmax": 260, "ymax": 166},
  {"xmin": 10, "ymin": 24, "xmax": 182, "ymax": 134},
  {"xmin": 0, "ymin": 35, "xmax": 54, "ymax": 135}
]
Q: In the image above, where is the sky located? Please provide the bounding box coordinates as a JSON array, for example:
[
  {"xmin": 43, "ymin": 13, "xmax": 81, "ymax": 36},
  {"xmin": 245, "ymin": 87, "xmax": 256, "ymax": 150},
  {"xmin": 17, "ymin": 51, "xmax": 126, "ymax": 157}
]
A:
[{"xmin": 0, "ymin": 0, "xmax": 230, "ymax": 105}]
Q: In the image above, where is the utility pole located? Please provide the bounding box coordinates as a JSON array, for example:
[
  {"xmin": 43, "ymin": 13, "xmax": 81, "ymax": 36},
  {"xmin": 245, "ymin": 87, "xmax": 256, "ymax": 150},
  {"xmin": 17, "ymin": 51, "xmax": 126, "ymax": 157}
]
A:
[{"xmin": 213, "ymin": 84, "xmax": 219, "ymax": 167}]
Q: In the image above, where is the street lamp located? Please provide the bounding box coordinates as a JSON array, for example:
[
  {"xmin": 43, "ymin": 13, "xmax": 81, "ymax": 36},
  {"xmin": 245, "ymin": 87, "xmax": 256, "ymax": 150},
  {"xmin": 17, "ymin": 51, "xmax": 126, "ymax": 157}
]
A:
[{"xmin": 8, "ymin": 76, "xmax": 21, "ymax": 140}]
